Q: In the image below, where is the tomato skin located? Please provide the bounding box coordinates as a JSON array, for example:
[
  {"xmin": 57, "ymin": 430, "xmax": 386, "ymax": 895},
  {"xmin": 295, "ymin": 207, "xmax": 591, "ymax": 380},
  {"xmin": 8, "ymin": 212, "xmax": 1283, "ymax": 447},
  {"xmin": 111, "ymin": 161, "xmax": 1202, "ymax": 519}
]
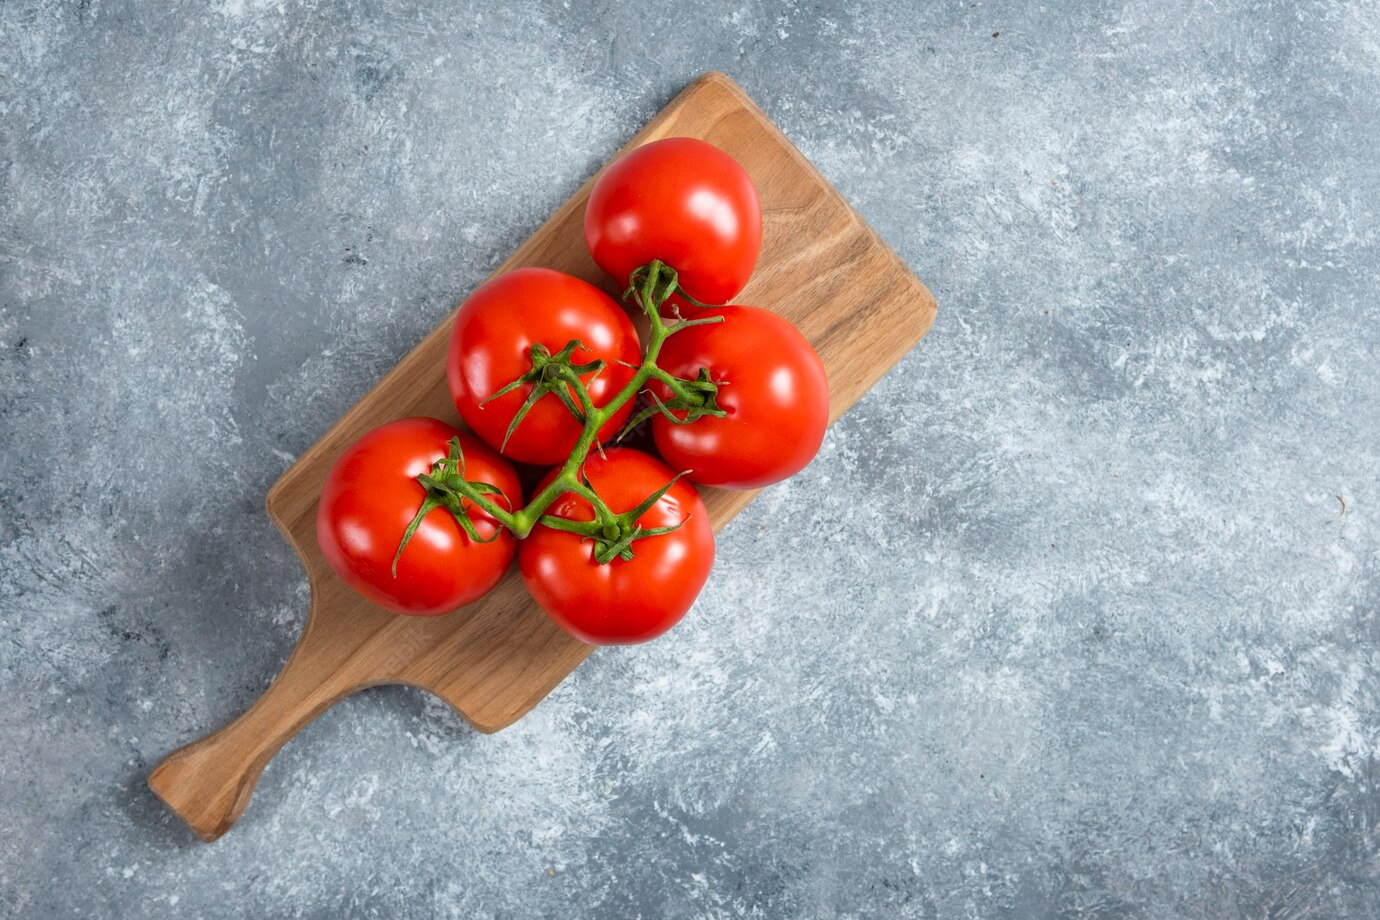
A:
[
  {"xmin": 519, "ymin": 448, "xmax": 715, "ymax": 645},
  {"xmin": 652, "ymin": 306, "xmax": 829, "ymax": 489},
  {"xmin": 584, "ymin": 137, "xmax": 762, "ymax": 306},
  {"xmin": 316, "ymin": 417, "xmax": 522, "ymax": 616},
  {"xmin": 447, "ymin": 268, "xmax": 641, "ymax": 466}
]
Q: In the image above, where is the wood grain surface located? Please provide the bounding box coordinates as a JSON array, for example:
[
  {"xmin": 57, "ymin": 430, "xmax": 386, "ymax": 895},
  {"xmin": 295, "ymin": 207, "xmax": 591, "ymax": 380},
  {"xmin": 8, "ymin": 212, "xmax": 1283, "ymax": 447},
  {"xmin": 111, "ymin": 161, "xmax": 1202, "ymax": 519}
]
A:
[{"xmin": 148, "ymin": 71, "xmax": 937, "ymax": 842}]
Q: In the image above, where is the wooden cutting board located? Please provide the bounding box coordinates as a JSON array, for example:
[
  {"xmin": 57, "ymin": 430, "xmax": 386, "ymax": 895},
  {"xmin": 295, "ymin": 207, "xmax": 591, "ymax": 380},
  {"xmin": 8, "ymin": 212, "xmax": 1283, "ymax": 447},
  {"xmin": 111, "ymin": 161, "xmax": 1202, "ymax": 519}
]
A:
[{"xmin": 148, "ymin": 72, "xmax": 937, "ymax": 842}]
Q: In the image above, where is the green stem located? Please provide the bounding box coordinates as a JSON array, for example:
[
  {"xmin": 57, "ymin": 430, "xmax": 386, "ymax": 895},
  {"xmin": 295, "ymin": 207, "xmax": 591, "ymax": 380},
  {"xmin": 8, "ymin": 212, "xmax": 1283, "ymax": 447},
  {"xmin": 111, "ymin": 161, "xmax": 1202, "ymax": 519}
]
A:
[{"xmin": 644, "ymin": 365, "xmax": 701, "ymax": 404}]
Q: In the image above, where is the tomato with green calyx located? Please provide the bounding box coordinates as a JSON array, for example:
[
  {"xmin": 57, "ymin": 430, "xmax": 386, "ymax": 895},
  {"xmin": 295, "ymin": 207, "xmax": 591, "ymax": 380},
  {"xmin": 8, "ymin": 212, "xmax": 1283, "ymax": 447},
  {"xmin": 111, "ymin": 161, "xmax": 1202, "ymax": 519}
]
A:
[
  {"xmin": 519, "ymin": 448, "xmax": 714, "ymax": 645},
  {"xmin": 448, "ymin": 268, "xmax": 641, "ymax": 467},
  {"xmin": 584, "ymin": 137, "xmax": 761, "ymax": 306},
  {"xmin": 316, "ymin": 417, "xmax": 522, "ymax": 616},
  {"xmin": 649, "ymin": 305, "xmax": 829, "ymax": 489}
]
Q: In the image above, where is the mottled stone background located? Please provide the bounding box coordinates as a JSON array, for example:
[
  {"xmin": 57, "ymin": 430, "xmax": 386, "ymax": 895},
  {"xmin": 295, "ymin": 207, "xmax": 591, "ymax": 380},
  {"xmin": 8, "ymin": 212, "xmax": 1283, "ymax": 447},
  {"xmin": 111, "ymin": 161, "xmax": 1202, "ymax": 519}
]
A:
[{"xmin": 3, "ymin": 0, "xmax": 1379, "ymax": 917}]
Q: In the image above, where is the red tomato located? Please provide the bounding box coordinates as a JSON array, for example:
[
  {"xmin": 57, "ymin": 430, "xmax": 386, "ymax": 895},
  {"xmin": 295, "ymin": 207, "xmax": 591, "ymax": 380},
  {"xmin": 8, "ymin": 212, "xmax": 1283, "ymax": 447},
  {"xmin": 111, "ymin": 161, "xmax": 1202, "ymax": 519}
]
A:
[
  {"xmin": 584, "ymin": 137, "xmax": 762, "ymax": 306},
  {"xmin": 447, "ymin": 268, "xmax": 641, "ymax": 466},
  {"xmin": 316, "ymin": 417, "xmax": 522, "ymax": 616},
  {"xmin": 651, "ymin": 306, "xmax": 829, "ymax": 489},
  {"xmin": 519, "ymin": 448, "xmax": 715, "ymax": 645}
]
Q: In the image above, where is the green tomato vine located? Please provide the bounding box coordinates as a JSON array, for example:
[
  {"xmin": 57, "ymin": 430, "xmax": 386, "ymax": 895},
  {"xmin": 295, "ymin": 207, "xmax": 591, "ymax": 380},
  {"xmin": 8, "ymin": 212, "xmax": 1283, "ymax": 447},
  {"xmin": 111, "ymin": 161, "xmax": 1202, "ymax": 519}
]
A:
[{"xmin": 392, "ymin": 260, "xmax": 725, "ymax": 574}]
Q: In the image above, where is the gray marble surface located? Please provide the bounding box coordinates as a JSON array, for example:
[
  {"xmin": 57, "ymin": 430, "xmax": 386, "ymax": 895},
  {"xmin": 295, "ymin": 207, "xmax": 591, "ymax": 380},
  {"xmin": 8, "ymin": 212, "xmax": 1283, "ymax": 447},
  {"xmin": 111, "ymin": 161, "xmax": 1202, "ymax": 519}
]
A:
[{"xmin": 3, "ymin": 1, "xmax": 1379, "ymax": 917}]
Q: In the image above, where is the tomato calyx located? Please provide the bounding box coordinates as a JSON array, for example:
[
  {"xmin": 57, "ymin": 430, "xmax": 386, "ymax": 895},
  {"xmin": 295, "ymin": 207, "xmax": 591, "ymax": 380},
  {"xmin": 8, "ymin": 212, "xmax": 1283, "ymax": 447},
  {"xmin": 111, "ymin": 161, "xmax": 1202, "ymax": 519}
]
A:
[
  {"xmin": 623, "ymin": 261, "xmax": 710, "ymax": 314},
  {"xmin": 619, "ymin": 367, "xmax": 726, "ymax": 438},
  {"xmin": 480, "ymin": 339, "xmax": 605, "ymax": 453},
  {"xmin": 538, "ymin": 469, "xmax": 692, "ymax": 565},
  {"xmin": 391, "ymin": 436, "xmax": 515, "ymax": 577},
  {"xmin": 622, "ymin": 258, "xmax": 725, "ymax": 318},
  {"xmin": 616, "ymin": 260, "xmax": 730, "ymax": 438}
]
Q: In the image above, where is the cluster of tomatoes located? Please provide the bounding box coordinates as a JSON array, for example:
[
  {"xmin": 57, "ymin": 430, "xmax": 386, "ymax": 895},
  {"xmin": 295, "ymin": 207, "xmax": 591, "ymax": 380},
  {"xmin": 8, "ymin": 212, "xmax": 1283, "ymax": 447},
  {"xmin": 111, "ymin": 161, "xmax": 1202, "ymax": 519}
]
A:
[{"xmin": 315, "ymin": 138, "xmax": 829, "ymax": 645}]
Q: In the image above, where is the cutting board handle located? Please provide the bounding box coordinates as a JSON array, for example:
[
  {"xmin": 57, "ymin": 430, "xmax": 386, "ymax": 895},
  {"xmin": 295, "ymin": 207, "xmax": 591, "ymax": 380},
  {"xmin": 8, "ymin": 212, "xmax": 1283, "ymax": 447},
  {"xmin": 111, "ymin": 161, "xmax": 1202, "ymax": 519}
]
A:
[{"xmin": 148, "ymin": 622, "xmax": 359, "ymax": 842}]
